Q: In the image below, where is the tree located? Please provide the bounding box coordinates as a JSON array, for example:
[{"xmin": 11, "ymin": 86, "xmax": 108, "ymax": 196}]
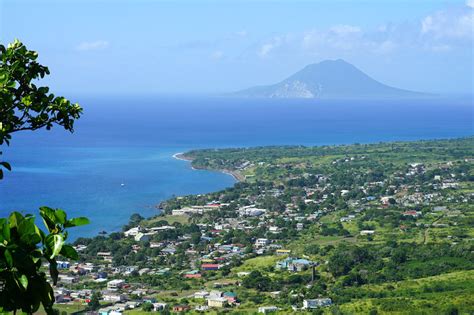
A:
[
  {"xmin": 0, "ymin": 40, "xmax": 86, "ymax": 314},
  {"xmin": 87, "ymin": 291, "xmax": 102, "ymax": 311},
  {"xmin": 142, "ymin": 302, "xmax": 153, "ymax": 312},
  {"xmin": 0, "ymin": 39, "xmax": 82, "ymax": 179},
  {"xmin": 0, "ymin": 207, "xmax": 89, "ymax": 314}
]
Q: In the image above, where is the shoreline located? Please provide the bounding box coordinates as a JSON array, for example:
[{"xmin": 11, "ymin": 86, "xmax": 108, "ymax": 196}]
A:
[{"xmin": 172, "ymin": 152, "xmax": 244, "ymax": 182}]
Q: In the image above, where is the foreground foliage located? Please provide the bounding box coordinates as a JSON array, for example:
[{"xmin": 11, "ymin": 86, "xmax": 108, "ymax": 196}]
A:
[{"xmin": 0, "ymin": 208, "xmax": 89, "ymax": 314}]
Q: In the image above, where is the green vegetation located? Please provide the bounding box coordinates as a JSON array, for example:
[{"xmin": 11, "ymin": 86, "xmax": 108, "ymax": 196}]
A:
[
  {"xmin": 0, "ymin": 208, "xmax": 89, "ymax": 314},
  {"xmin": 0, "ymin": 40, "xmax": 85, "ymax": 314}
]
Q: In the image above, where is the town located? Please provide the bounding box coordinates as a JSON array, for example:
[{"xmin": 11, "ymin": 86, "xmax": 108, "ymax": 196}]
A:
[{"xmin": 52, "ymin": 138, "xmax": 473, "ymax": 314}]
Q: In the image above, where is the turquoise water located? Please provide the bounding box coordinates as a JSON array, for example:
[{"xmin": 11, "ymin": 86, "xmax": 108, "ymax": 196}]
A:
[{"xmin": 0, "ymin": 96, "xmax": 472, "ymax": 238}]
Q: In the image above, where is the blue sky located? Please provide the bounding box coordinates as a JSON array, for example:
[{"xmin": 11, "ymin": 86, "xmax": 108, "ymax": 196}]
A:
[{"xmin": 1, "ymin": 0, "xmax": 473, "ymax": 95}]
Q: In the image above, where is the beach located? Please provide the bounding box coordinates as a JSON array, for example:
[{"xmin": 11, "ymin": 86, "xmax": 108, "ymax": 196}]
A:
[{"xmin": 173, "ymin": 152, "xmax": 244, "ymax": 182}]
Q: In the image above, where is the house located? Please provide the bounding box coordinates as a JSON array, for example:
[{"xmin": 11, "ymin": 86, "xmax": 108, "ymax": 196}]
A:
[
  {"xmin": 107, "ymin": 279, "xmax": 125, "ymax": 290},
  {"xmin": 124, "ymin": 226, "xmax": 144, "ymax": 237},
  {"xmin": 276, "ymin": 249, "xmax": 291, "ymax": 256},
  {"xmin": 56, "ymin": 261, "xmax": 70, "ymax": 269},
  {"xmin": 184, "ymin": 270, "xmax": 202, "ymax": 278},
  {"xmin": 194, "ymin": 291, "xmax": 209, "ymax": 299},
  {"xmin": 58, "ymin": 275, "xmax": 77, "ymax": 284},
  {"xmin": 195, "ymin": 305, "xmax": 209, "ymax": 311},
  {"xmin": 258, "ymin": 306, "xmax": 279, "ymax": 313},
  {"xmin": 276, "ymin": 257, "xmax": 312, "ymax": 272},
  {"xmin": 209, "ymin": 290, "xmax": 223, "ymax": 298},
  {"xmin": 99, "ymin": 307, "xmax": 123, "ymax": 315},
  {"xmin": 255, "ymin": 238, "xmax": 269, "ymax": 247},
  {"xmin": 223, "ymin": 291, "xmax": 237, "ymax": 303},
  {"xmin": 161, "ymin": 246, "xmax": 177, "ymax": 255},
  {"xmin": 268, "ymin": 226, "xmax": 280, "ymax": 233},
  {"xmin": 207, "ymin": 297, "xmax": 228, "ymax": 308},
  {"xmin": 102, "ymin": 293, "xmax": 126, "ymax": 302},
  {"xmin": 172, "ymin": 305, "xmax": 191, "ymax": 312},
  {"xmin": 303, "ymin": 298, "xmax": 333, "ymax": 309},
  {"xmin": 403, "ymin": 210, "xmax": 422, "ymax": 218},
  {"xmin": 152, "ymin": 303, "xmax": 168, "ymax": 311},
  {"xmin": 97, "ymin": 251, "xmax": 113, "ymax": 261},
  {"xmin": 134, "ymin": 232, "xmax": 156, "ymax": 242},
  {"xmin": 201, "ymin": 264, "xmax": 220, "ymax": 271}
]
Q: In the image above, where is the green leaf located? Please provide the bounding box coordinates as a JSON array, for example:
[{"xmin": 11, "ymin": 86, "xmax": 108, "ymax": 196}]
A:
[
  {"xmin": 46, "ymin": 234, "xmax": 64, "ymax": 259},
  {"xmin": 53, "ymin": 209, "xmax": 67, "ymax": 225},
  {"xmin": 9, "ymin": 211, "xmax": 24, "ymax": 229},
  {"xmin": 39, "ymin": 207, "xmax": 56, "ymax": 232},
  {"xmin": 60, "ymin": 244, "xmax": 78, "ymax": 260},
  {"xmin": 4, "ymin": 249, "xmax": 13, "ymax": 267},
  {"xmin": 19, "ymin": 274, "xmax": 28, "ymax": 289},
  {"xmin": 65, "ymin": 217, "xmax": 90, "ymax": 228}
]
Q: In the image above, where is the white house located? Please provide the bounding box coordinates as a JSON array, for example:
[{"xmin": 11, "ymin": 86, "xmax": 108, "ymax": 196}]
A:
[
  {"xmin": 107, "ymin": 279, "xmax": 125, "ymax": 290},
  {"xmin": 255, "ymin": 238, "xmax": 269, "ymax": 247},
  {"xmin": 258, "ymin": 306, "xmax": 279, "ymax": 313},
  {"xmin": 303, "ymin": 298, "xmax": 333, "ymax": 309}
]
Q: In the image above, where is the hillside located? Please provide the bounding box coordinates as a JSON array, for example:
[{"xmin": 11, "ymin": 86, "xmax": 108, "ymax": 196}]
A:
[{"xmin": 65, "ymin": 137, "xmax": 474, "ymax": 314}]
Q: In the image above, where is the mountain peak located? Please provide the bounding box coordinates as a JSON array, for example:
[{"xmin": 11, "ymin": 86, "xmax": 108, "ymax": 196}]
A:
[{"xmin": 235, "ymin": 60, "xmax": 426, "ymax": 99}]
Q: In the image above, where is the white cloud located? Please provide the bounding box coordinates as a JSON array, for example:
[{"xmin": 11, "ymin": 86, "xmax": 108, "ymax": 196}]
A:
[
  {"xmin": 258, "ymin": 37, "xmax": 283, "ymax": 57},
  {"xmin": 329, "ymin": 24, "xmax": 361, "ymax": 36},
  {"xmin": 421, "ymin": 7, "xmax": 473, "ymax": 40},
  {"xmin": 76, "ymin": 40, "xmax": 109, "ymax": 51},
  {"xmin": 235, "ymin": 30, "xmax": 248, "ymax": 37},
  {"xmin": 210, "ymin": 50, "xmax": 224, "ymax": 60},
  {"xmin": 253, "ymin": 3, "xmax": 472, "ymax": 59}
]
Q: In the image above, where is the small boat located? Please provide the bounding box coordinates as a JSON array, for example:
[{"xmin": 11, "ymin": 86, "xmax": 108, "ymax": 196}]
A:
[{"xmin": 121, "ymin": 183, "xmax": 125, "ymax": 187}]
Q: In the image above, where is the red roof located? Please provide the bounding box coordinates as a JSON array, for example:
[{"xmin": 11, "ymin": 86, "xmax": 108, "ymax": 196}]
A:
[{"xmin": 202, "ymin": 264, "xmax": 219, "ymax": 268}]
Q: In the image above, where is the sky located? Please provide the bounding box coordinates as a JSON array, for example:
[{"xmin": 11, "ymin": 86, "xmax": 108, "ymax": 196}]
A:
[{"xmin": 1, "ymin": 0, "xmax": 473, "ymax": 95}]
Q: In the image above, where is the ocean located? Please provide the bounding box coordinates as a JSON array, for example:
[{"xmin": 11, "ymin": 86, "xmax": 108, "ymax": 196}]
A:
[{"xmin": 0, "ymin": 95, "xmax": 472, "ymax": 238}]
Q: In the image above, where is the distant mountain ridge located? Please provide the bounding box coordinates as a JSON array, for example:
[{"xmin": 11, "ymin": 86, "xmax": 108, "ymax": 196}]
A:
[{"xmin": 234, "ymin": 59, "xmax": 427, "ymax": 99}]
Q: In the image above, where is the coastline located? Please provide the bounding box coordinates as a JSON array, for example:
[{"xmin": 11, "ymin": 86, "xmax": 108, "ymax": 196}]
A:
[{"xmin": 172, "ymin": 152, "xmax": 244, "ymax": 182}]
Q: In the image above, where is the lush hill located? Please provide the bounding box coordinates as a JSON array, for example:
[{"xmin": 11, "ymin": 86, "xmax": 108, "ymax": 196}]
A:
[{"xmin": 235, "ymin": 59, "xmax": 428, "ymax": 99}]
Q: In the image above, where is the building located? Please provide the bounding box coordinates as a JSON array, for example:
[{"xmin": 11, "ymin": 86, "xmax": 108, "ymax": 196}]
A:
[
  {"xmin": 255, "ymin": 238, "xmax": 269, "ymax": 247},
  {"xmin": 194, "ymin": 291, "xmax": 209, "ymax": 299},
  {"xmin": 201, "ymin": 264, "xmax": 220, "ymax": 271},
  {"xmin": 102, "ymin": 293, "xmax": 126, "ymax": 302},
  {"xmin": 276, "ymin": 249, "xmax": 291, "ymax": 256},
  {"xmin": 107, "ymin": 279, "xmax": 125, "ymax": 290},
  {"xmin": 152, "ymin": 303, "xmax": 168, "ymax": 311},
  {"xmin": 124, "ymin": 226, "xmax": 144, "ymax": 237},
  {"xmin": 58, "ymin": 275, "xmax": 77, "ymax": 284},
  {"xmin": 303, "ymin": 298, "xmax": 333, "ymax": 309},
  {"xmin": 207, "ymin": 297, "xmax": 228, "ymax": 308},
  {"xmin": 172, "ymin": 305, "xmax": 191, "ymax": 312},
  {"xmin": 223, "ymin": 291, "xmax": 237, "ymax": 303},
  {"xmin": 403, "ymin": 210, "xmax": 422, "ymax": 218},
  {"xmin": 258, "ymin": 306, "xmax": 279, "ymax": 313},
  {"xmin": 276, "ymin": 257, "xmax": 313, "ymax": 272}
]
